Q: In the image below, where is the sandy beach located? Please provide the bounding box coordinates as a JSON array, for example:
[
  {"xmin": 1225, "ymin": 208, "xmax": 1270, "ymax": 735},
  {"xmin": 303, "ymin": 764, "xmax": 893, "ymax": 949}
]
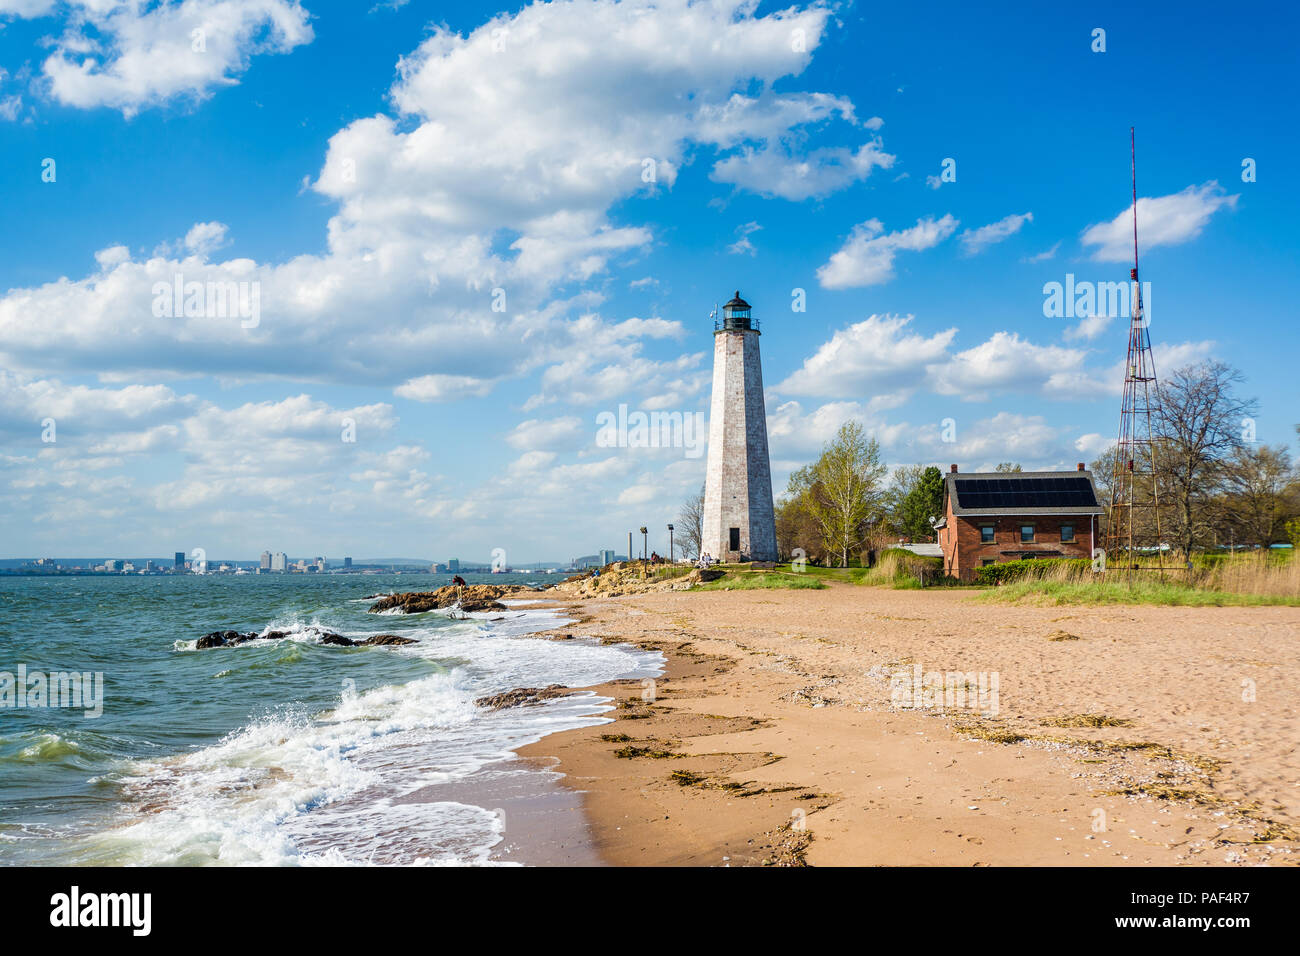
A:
[{"xmin": 519, "ymin": 583, "xmax": 1300, "ymax": 866}]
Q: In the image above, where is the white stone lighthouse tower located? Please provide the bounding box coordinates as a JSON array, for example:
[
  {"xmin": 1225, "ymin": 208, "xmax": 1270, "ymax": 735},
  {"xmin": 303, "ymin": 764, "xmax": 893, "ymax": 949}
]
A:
[{"xmin": 702, "ymin": 291, "xmax": 778, "ymax": 562}]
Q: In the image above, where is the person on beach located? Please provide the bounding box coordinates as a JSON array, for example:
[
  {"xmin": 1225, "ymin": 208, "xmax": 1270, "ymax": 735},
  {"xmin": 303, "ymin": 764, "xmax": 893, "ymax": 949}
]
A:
[{"xmin": 452, "ymin": 574, "xmax": 467, "ymax": 587}]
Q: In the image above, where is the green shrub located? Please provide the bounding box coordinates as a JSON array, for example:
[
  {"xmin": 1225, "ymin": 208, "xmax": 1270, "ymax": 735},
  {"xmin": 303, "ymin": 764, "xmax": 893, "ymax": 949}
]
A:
[{"xmin": 974, "ymin": 557, "xmax": 1089, "ymax": 586}]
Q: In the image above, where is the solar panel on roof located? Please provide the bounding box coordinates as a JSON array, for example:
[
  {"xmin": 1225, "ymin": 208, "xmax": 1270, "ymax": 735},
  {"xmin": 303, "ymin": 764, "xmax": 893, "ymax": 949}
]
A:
[{"xmin": 955, "ymin": 475, "xmax": 1098, "ymax": 509}]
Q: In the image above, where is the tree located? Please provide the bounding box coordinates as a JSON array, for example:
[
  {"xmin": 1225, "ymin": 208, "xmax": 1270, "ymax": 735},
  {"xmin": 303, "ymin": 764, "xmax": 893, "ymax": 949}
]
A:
[
  {"xmin": 894, "ymin": 465, "xmax": 945, "ymax": 541},
  {"xmin": 883, "ymin": 465, "xmax": 925, "ymax": 535},
  {"xmin": 1218, "ymin": 444, "xmax": 1295, "ymax": 545},
  {"xmin": 775, "ymin": 465, "xmax": 824, "ymax": 563},
  {"xmin": 1156, "ymin": 361, "xmax": 1258, "ymax": 558},
  {"xmin": 804, "ymin": 422, "xmax": 887, "ymax": 566},
  {"xmin": 994, "ymin": 462, "xmax": 1023, "ymax": 473},
  {"xmin": 677, "ymin": 484, "xmax": 704, "ymax": 560}
]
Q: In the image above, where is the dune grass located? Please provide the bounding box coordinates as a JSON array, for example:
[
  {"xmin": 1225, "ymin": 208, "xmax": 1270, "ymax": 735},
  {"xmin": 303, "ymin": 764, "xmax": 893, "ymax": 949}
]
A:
[
  {"xmin": 979, "ymin": 578, "xmax": 1297, "ymax": 607},
  {"xmin": 976, "ymin": 550, "xmax": 1300, "ymax": 607}
]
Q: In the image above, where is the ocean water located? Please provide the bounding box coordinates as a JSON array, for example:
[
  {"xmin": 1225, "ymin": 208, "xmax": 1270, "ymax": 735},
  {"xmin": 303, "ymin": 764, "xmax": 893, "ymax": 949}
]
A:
[{"xmin": 0, "ymin": 573, "xmax": 658, "ymax": 866}]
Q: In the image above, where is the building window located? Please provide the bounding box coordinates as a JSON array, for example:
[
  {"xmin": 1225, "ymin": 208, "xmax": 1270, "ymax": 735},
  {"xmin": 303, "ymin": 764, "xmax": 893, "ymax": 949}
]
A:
[
  {"xmin": 980, "ymin": 525, "xmax": 995, "ymax": 544},
  {"xmin": 981, "ymin": 558, "xmax": 995, "ymax": 566},
  {"xmin": 1020, "ymin": 524, "xmax": 1035, "ymax": 543},
  {"xmin": 1060, "ymin": 524, "xmax": 1075, "ymax": 543}
]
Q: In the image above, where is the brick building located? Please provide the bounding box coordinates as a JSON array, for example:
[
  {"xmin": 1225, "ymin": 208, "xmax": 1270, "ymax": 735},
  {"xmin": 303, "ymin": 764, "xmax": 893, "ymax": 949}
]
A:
[{"xmin": 934, "ymin": 464, "xmax": 1104, "ymax": 581}]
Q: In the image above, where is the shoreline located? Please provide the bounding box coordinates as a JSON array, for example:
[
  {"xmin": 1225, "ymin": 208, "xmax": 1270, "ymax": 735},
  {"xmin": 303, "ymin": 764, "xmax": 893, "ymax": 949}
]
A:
[{"xmin": 518, "ymin": 584, "xmax": 1300, "ymax": 867}]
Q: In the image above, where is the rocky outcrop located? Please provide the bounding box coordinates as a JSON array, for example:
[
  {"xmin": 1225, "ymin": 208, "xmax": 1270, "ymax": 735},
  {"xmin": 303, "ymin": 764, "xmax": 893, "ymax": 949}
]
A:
[
  {"xmin": 195, "ymin": 629, "xmax": 259, "ymax": 649},
  {"xmin": 474, "ymin": 684, "xmax": 573, "ymax": 710},
  {"xmin": 367, "ymin": 584, "xmax": 534, "ymax": 615},
  {"xmin": 321, "ymin": 633, "xmax": 418, "ymax": 647},
  {"xmin": 547, "ymin": 561, "xmax": 717, "ymax": 597},
  {"xmin": 360, "ymin": 634, "xmax": 418, "ymax": 646},
  {"xmin": 194, "ymin": 628, "xmax": 417, "ymax": 649}
]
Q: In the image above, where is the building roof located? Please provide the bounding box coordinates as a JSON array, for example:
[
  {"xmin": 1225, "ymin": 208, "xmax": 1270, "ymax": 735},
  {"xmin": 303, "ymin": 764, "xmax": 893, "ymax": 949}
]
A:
[
  {"xmin": 944, "ymin": 471, "xmax": 1104, "ymax": 517},
  {"xmin": 724, "ymin": 291, "xmax": 750, "ymax": 310},
  {"xmin": 896, "ymin": 542, "xmax": 943, "ymax": 557}
]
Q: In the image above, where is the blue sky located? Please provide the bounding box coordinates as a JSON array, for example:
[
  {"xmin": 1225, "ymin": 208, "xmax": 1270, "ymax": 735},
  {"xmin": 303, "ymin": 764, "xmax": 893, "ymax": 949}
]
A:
[{"xmin": 1, "ymin": 0, "xmax": 1296, "ymax": 563}]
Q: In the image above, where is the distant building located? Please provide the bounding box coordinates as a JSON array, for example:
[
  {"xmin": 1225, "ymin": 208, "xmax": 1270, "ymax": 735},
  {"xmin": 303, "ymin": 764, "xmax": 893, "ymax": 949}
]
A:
[
  {"xmin": 271, "ymin": 551, "xmax": 287, "ymax": 572},
  {"xmin": 104, "ymin": 559, "xmax": 118, "ymax": 571},
  {"xmin": 599, "ymin": 549, "xmax": 615, "ymax": 566},
  {"xmin": 174, "ymin": 552, "xmax": 185, "ymax": 569},
  {"xmin": 343, "ymin": 557, "xmax": 352, "ymax": 569},
  {"xmin": 934, "ymin": 464, "xmax": 1104, "ymax": 582},
  {"xmin": 315, "ymin": 557, "xmax": 326, "ymax": 572},
  {"xmin": 260, "ymin": 551, "xmax": 271, "ymax": 570},
  {"xmin": 447, "ymin": 559, "xmax": 460, "ymax": 573}
]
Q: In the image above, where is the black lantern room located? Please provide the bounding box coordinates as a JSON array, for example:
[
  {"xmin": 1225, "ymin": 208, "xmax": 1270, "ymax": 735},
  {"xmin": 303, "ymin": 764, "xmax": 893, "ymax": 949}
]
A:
[{"xmin": 721, "ymin": 291, "xmax": 753, "ymax": 331}]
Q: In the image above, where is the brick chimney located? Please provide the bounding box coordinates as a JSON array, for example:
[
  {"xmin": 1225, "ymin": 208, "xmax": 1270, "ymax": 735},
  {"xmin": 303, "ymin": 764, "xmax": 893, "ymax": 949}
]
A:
[
  {"xmin": 1076, "ymin": 462, "xmax": 1085, "ymax": 471},
  {"xmin": 950, "ymin": 464, "xmax": 958, "ymax": 473}
]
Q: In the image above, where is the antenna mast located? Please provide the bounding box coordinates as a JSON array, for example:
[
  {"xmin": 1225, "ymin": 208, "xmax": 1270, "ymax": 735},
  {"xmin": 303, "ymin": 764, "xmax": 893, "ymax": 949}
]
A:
[{"xmin": 1103, "ymin": 128, "xmax": 1167, "ymax": 576}]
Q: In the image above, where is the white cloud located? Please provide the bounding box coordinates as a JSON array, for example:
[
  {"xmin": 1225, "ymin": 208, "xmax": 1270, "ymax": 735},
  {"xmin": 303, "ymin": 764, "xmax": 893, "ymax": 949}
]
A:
[
  {"xmin": 1, "ymin": 0, "xmax": 881, "ymax": 400},
  {"xmin": 935, "ymin": 411, "xmax": 1063, "ymax": 466},
  {"xmin": 958, "ymin": 212, "xmax": 1032, "ymax": 257},
  {"xmin": 1063, "ymin": 312, "xmax": 1113, "ymax": 342},
  {"xmin": 817, "ymin": 215, "xmax": 958, "ymax": 289},
  {"xmin": 184, "ymin": 222, "xmax": 230, "ymax": 256},
  {"xmin": 523, "ymin": 314, "xmax": 702, "ymax": 410},
  {"xmin": 1074, "ymin": 432, "xmax": 1113, "ymax": 457},
  {"xmin": 1021, "ymin": 241, "xmax": 1060, "ymax": 264},
  {"xmin": 505, "ymin": 416, "xmax": 586, "ymax": 451},
  {"xmin": 0, "ymin": 1, "xmax": 56, "ymax": 17},
  {"xmin": 727, "ymin": 221, "xmax": 762, "ymax": 256},
  {"xmin": 776, "ymin": 314, "xmax": 956, "ymax": 397},
  {"xmin": 928, "ymin": 331, "xmax": 1088, "ymax": 402},
  {"xmin": 712, "ymin": 140, "xmax": 894, "ymax": 201},
  {"xmin": 1081, "ymin": 182, "xmax": 1239, "ymax": 262},
  {"xmin": 395, "ymin": 374, "xmax": 498, "ymax": 403},
  {"xmin": 1031, "ymin": 338, "xmax": 1217, "ymax": 400},
  {"xmin": 14, "ymin": 0, "xmax": 314, "ymax": 116},
  {"xmin": 0, "ymin": 370, "xmax": 191, "ymax": 439}
]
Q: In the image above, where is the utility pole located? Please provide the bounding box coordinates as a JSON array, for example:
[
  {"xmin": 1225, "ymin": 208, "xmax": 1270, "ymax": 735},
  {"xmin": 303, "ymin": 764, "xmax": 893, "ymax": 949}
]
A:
[{"xmin": 667, "ymin": 523, "xmax": 674, "ymax": 563}]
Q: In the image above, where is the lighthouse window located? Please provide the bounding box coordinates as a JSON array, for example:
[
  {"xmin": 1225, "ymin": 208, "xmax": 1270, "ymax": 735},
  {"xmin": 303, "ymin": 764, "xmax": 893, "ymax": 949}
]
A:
[{"xmin": 729, "ymin": 527, "xmax": 740, "ymax": 551}]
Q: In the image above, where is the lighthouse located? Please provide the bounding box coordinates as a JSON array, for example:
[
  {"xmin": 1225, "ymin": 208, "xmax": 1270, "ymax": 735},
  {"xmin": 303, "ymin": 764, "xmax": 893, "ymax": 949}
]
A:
[{"xmin": 702, "ymin": 291, "xmax": 778, "ymax": 563}]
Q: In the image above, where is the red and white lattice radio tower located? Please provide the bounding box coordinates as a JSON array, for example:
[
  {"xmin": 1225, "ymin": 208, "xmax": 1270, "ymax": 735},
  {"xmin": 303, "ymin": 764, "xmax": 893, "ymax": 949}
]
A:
[{"xmin": 1103, "ymin": 128, "xmax": 1167, "ymax": 574}]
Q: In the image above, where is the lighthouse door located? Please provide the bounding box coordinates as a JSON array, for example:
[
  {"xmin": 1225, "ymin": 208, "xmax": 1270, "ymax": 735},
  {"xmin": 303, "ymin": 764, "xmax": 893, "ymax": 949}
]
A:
[{"xmin": 729, "ymin": 527, "xmax": 740, "ymax": 552}]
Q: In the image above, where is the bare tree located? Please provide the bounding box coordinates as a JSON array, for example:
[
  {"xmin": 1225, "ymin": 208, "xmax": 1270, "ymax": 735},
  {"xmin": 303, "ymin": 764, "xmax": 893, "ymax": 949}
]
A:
[
  {"xmin": 676, "ymin": 484, "xmax": 705, "ymax": 560},
  {"xmin": 1218, "ymin": 444, "xmax": 1295, "ymax": 545},
  {"xmin": 1156, "ymin": 361, "xmax": 1258, "ymax": 558}
]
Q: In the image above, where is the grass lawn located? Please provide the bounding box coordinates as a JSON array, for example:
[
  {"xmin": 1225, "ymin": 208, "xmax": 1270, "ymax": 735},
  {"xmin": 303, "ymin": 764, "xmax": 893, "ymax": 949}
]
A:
[
  {"xmin": 975, "ymin": 578, "xmax": 1300, "ymax": 607},
  {"xmin": 694, "ymin": 569, "xmax": 827, "ymax": 590}
]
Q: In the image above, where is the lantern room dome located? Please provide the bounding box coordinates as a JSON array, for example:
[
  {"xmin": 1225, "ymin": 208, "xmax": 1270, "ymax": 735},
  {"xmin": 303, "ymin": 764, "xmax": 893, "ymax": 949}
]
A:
[{"xmin": 720, "ymin": 291, "xmax": 754, "ymax": 331}]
